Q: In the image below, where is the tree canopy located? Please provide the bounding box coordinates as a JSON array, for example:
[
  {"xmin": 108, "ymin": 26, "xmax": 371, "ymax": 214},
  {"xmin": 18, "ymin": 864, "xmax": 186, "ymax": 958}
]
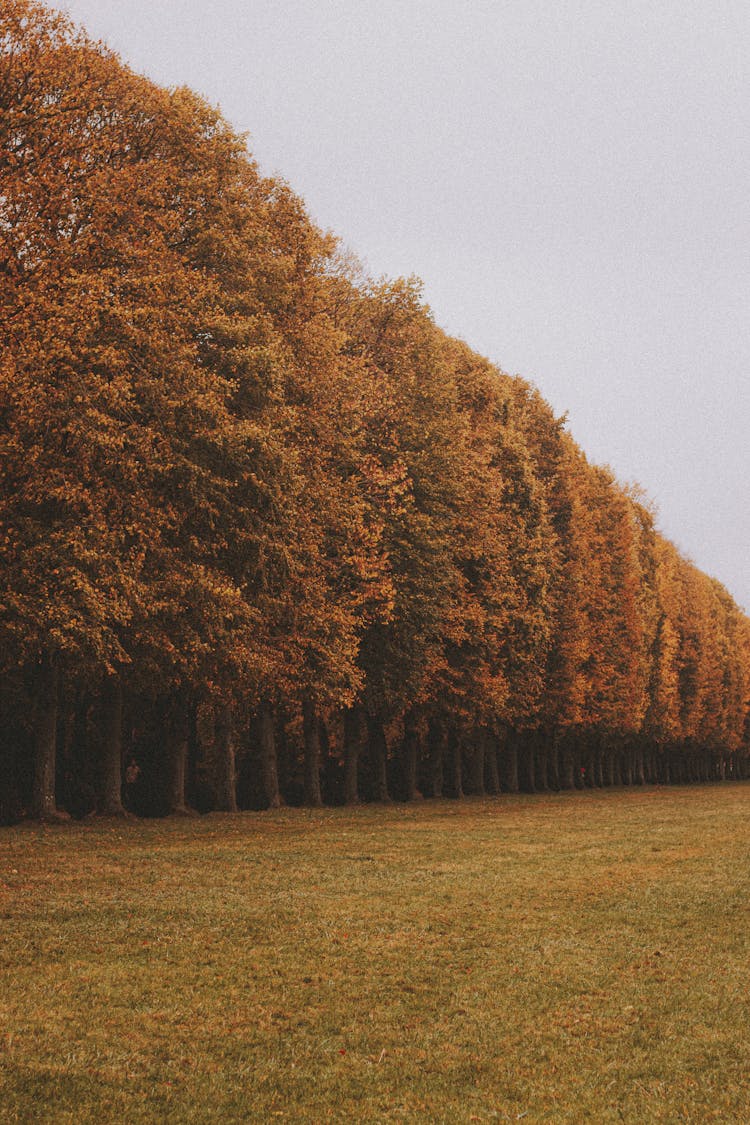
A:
[{"xmin": 1, "ymin": 1, "xmax": 748, "ymax": 821}]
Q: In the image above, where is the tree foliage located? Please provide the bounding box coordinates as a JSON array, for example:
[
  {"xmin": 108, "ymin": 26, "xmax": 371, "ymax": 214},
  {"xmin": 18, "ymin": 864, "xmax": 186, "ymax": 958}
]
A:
[{"xmin": 1, "ymin": 1, "xmax": 748, "ymax": 820}]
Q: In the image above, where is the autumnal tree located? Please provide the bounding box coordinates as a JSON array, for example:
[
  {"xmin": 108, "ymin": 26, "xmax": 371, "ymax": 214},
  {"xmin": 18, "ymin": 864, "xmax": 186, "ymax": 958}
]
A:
[{"xmin": 2, "ymin": 0, "xmax": 748, "ymax": 820}]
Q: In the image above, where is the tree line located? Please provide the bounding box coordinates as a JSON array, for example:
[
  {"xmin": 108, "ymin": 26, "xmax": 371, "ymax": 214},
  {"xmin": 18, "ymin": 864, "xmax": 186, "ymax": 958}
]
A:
[{"xmin": 1, "ymin": 1, "xmax": 749, "ymax": 823}]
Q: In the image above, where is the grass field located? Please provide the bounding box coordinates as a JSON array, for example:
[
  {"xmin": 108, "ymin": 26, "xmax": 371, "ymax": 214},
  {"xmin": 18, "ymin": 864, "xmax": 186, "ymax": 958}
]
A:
[{"xmin": 1, "ymin": 785, "xmax": 749, "ymax": 1123}]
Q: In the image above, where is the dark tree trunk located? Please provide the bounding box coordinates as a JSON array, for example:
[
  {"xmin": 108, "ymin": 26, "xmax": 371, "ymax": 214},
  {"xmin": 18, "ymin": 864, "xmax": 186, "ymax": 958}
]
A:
[
  {"xmin": 634, "ymin": 744, "xmax": 645, "ymax": 785},
  {"xmin": 165, "ymin": 694, "xmax": 193, "ymax": 815},
  {"xmin": 302, "ymin": 698, "xmax": 323, "ymax": 807},
  {"xmin": 535, "ymin": 733, "xmax": 549, "ymax": 792},
  {"xmin": 485, "ymin": 730, "xmax": 501, "ymax": 796},
  {"xmin": 547, "ymin": 730, "xmax": 561, "ymax": 791},
  {"xmin": 318, "ymin": 716, "xmax": 332, "ymax": 801},
  {"xmin": 186, "ymin": 700, "xmax": 200, "ymax": 810},
  {"xmin": 504, "ymin": 729, "xmax": 520, "ymax": 793},
  {"xmin": 614, "ymin": 746, "xmax": 625, "ymax": 786},
  {"xmin": 620, "ymin": 747, "xmax": 632, "ymax": 786},
  {"xmin": 32, "ymin": 654, "xmax": 65, "ymax": 820},
  {"xmin": 603, "ymin": 744, "xmax": 616, "ymax": 786},
  {"xmin": 447, "ymin": 728, "xmax": 463, "ymax": 799},
  {"xmin": 97, "ymin": 676, "xmax": 127, "ymax": 817},
  {"xmin": 214, "ymin": 702, "xmax": 238, "ymax": 812},
  {"xmin": 343, "ymin": 705, "xmax": 366, "ymax": 805},
  {"xmin": 518, "ymin": 731, "xmax": 536, "ymax": 793},
  {"xmin": 401, "ymin": 710, "xmax": 422, "ymax": 801},
  {"xmin": 661, "ymin": 752, "xmax": 671, "ymax": 784},
  {"xmin": 57, "ymin": 701, "xmax": 75, "ymax": 813},
  {"xmin": 469, "ymin": 730, "xmax": 486, "ymax": 796},
  {"xmin": 258, "ymin": 700, "xmax": 282, "ymax": 809},
  {"xmin": 427, "ymin": 717, "xmax": 445, "ymax": 798},
  {"xmin": 366, "ymin": 712, "xmax": 391, "ymax": 802},
  {"xmin": 560, "ymin": 737, "xmax": 576, "ymax": 790},
  {"xmin": 593, "ymin": 742, "xmax": 605, "ymax": 788},
  {"xmin": 0, "ymin": 730, "xmax": 21, "ymax": 825}
]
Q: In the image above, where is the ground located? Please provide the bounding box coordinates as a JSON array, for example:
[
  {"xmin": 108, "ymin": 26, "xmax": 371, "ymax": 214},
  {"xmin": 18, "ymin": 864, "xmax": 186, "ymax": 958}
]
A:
[{"xmin": 1, "ymin": 784, "xmax": 749, "ymax": 1122}]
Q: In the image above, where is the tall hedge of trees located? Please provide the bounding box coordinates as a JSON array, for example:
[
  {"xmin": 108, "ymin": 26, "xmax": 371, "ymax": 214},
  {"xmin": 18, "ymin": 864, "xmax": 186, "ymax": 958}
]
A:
[{"xmin": 2, "ymin": 1, "xmax": 749, "ymax": 822}]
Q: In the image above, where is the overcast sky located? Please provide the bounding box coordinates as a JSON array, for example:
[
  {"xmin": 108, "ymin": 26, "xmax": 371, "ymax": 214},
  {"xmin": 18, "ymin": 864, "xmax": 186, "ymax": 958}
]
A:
[{"xmin": 61, "ymin": 0, "xmax": 749, "ymax": 611}]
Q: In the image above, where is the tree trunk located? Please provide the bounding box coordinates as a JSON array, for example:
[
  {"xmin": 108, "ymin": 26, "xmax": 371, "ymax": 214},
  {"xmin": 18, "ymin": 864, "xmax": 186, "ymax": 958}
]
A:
[
  {"xmin": 343, "ymin": 705, "xmax": 365, "ymax": 805},
  {"xmin": 401, "ymin": 710, "xmax": 421, "ymax": 801},
  {"xmin": 582, "ymin": 740, "xmax": 595, "ymax": 788},
  {"xmin": 469, "ymin": 730, "xmax": 486, "ymax": 796},
  {"xmin": 521, "ymin": 731, "xmax": 536, "ymax": 793},
  {"xmin": 593, "ymin": 742, "xmax": 605, "ymax": 787},
  {"xmin": 97, "ymin": 676, "xmax": 127, "ymax": 816},
  {"xmin": 57, "ymin": 701, "xmax": 76, "ymax": 814},
  {"xmin": 547, "ymin": 729, "xmax": 561, "ymax": 791},
  {"xmin": 258, "ymin": 700, "xmax": 282, "ymax": 809},
  {"xmin": 427, "ymin": 717, "xmax": 445, "ymax": 798},
  {"xmin": 617, "ymin": 747, "xmax": 630, "ymax": 786},
  {"xmin": 447, "ymin": 728, "xmax": 463, "ymax": 799},
  {"xmin": 661, "ymin": 752, "xmax": 670, "ymax": 784},
  {"xmin": 603, "ymin": 744, "xmax": 616, "ymax": 786},
  {"xmin": 676, "ymin": 754, "xmax": 685, "ymax": 784},
  {"xmin": 560, "ymin": 737, "xmax": 575, "ymax": 790},
  {"xmin": 485, "ymin": 730, "xmax": 501, "ymax": 795},
  {"xmin": 535, "ymin": 733, "xmax": 549, "ymax": 792},
  {"xmin": 32, "ymin": 654, "xmax": 65, "ymax": 820},
  {"xmin": 504, "ymin": 729, "xmax": 520, "ymax": 793},
  {"xmin": 0, "ymin": 679, "xmax": 17, "ymax": 824},
  {"xmin": 633, "ymin": 744, "xmax": 645, "ymax": 786},
  {"xmin": 302, "ymin": 698, "xmax": 323, "ymax": 807},
  {"xmin": 165, "ymin": 695, "xmax": 193, "ymax": 815},
  {"xmin": 186, "ymin": 700, "xmax": 200, "ymax": 810},
  {"xmin": 367, "ymin": 712, "xmax": 390, "ymax": 802},
  {"xmin": 214, "ymin": 702, "xmax": 238, "ymax": 812}
]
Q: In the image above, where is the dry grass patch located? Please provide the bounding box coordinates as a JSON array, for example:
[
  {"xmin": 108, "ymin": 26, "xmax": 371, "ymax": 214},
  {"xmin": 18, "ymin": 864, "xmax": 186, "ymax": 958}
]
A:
[{"xmin": 2, "ymin": 786, "xmax": 750, "ymax": 1122}]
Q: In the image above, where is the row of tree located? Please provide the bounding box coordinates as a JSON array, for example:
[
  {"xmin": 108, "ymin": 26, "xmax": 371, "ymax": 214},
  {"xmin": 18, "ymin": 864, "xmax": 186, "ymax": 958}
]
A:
[{"xmin": 1, "ymin": 1, "xmax": 748, "ymax": 822}]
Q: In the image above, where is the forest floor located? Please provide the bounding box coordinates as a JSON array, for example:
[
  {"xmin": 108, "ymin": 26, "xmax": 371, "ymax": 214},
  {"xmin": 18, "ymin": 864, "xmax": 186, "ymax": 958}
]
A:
[{"xmin": 1, "ymin": 785, "xmax": 749, "ymax": 1123}]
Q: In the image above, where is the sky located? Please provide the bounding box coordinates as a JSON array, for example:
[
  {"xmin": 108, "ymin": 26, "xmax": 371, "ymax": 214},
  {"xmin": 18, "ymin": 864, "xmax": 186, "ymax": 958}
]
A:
[{"xmin": 61, "ymin": 0, "xmax": 750, "ymax": 611}]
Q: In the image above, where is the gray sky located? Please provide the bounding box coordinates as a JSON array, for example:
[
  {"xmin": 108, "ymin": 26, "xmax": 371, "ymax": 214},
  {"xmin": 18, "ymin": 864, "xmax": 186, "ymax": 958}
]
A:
[{"xmin": 61, "ymin": 0, "xmax": 750, "ymax": 611}]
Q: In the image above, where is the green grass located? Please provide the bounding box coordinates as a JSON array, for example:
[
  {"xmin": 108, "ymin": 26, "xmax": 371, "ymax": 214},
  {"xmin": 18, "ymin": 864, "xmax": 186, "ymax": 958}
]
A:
[{"xmin": 2, "ymin": 785, "xmax": 750, "ymax": 1122}]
